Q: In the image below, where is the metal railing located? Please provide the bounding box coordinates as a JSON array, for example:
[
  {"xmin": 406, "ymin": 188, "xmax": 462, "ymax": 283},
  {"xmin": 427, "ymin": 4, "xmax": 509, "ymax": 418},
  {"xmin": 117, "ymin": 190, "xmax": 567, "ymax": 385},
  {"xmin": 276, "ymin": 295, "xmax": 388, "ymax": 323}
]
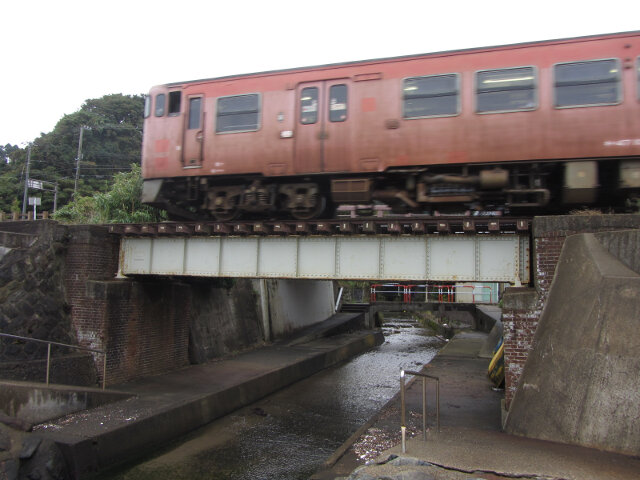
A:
[
  {"xmin": 371, "ymin": 283, "xmax": 494, "ymax": 304},
  {"xmin": 400, "ymin": 369, "xmax": 440, "ymax": 453},
  {"xmin": 0, "ymin": 333, "xmax": 107, "ymax": 389},
  {"xmin": 0, "ymin": 212, "xmax": 51, "ymax": 221}
]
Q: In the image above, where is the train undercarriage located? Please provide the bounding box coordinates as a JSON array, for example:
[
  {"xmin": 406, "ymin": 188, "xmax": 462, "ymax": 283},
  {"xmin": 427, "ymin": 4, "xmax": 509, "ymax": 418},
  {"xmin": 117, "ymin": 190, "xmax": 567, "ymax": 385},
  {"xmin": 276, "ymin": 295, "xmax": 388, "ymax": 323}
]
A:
[{"xmin": 142, "ymin": 159, "xmax": 640, "ymax": 221}]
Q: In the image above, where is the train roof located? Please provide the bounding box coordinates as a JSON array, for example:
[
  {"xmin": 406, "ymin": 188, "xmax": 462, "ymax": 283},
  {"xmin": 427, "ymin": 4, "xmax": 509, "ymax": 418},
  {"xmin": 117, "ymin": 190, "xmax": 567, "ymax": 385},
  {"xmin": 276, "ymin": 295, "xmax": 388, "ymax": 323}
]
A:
[{"xmin": 163, "ymin": 30, "xmax": 640, "ymax": 89}]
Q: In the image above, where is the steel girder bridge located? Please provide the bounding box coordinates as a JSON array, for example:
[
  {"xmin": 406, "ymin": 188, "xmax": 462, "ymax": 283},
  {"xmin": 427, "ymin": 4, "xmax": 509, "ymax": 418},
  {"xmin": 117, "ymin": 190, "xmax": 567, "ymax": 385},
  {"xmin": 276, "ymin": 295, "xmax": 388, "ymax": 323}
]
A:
[{"xmin": 112, "ymin": 217, "xmax": 530, "ymax": 285}]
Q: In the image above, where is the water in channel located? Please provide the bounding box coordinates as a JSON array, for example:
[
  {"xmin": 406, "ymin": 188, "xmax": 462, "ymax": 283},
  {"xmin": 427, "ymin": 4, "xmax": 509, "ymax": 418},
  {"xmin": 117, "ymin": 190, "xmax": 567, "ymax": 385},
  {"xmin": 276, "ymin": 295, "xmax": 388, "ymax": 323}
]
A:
[{"xmin": 103, "ymin": 316, "xmax": 445, "ymax": 480}]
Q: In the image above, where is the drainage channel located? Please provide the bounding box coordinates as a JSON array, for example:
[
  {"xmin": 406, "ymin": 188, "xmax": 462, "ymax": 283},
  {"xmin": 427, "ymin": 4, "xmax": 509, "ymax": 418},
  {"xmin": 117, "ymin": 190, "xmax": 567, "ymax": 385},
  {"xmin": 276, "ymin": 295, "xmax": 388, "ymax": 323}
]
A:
[{"xmin": 101, "ymin": 316, "xmax": 445, "ymax": 480}]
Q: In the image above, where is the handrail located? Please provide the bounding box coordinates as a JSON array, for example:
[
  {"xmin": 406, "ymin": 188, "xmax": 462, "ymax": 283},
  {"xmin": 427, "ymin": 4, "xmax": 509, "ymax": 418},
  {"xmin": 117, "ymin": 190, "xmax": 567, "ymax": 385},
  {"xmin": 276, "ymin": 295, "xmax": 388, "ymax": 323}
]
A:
[
  {"xmin": 400, "ymin": 369, "xmax": 440, "ymax": 453},
  {"xmin": 0, "ymin": 333, "xmax": 107, "ymax": 390},
  {"xmin": 334, "ymin": 286, "xmax": 344, "ymax": 313}
]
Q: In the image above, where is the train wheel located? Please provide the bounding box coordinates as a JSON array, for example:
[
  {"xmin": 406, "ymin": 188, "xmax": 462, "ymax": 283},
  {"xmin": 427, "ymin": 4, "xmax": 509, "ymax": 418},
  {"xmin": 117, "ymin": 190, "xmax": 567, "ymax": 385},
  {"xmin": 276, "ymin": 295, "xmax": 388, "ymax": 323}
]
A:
[
  {"xmin": 212, "ymin": 208, "xmax": 240, "ymax": 221},
  {"xmin": 208, "ymin": 189, "xmax": 242, "ymax": 221},
  {"xmin": 290, "ymin": 195, "xmax": 327, "ymax": 220}
]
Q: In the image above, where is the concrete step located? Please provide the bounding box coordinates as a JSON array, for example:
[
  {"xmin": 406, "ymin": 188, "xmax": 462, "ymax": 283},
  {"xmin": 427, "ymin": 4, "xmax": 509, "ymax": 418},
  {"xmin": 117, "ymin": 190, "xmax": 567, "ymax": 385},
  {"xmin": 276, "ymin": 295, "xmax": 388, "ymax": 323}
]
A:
[{"xmin": 340, "ymin": 303, "xmax": 370, "ymax": 312}]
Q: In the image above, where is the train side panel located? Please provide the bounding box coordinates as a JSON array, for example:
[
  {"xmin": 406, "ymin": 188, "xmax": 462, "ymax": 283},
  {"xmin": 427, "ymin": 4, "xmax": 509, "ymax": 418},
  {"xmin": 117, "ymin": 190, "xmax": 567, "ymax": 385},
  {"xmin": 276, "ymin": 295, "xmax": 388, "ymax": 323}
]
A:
[{"xmin": 141, "ymin": 32, "xmax": 640, "ymax": 218}]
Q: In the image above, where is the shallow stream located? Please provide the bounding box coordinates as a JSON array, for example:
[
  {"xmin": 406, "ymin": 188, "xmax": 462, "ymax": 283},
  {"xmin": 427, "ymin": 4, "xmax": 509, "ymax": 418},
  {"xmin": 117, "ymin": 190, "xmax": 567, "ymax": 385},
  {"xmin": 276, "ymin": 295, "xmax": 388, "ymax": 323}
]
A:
[{"xmin": 103, "ymin": 316, "xmax": 444, "ymax": 480}]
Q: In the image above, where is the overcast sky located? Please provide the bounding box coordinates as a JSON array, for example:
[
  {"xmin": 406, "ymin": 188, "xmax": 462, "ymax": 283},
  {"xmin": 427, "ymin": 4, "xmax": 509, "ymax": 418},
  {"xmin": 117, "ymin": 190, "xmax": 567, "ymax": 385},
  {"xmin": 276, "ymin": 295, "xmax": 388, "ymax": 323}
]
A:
[{"xmin": 1, "ymin": 0, "xmax": 637, "ymax": 146}]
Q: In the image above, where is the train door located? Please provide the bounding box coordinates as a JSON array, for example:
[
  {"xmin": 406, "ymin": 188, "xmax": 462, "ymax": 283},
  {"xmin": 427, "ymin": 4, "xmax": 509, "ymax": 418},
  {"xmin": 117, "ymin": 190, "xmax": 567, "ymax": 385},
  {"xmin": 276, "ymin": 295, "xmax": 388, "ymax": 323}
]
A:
[
  {"xmin": 294, "ymin": 80, "xmax": 352, "ymax": 174},
  {"xmin": 182, "ymin": 95, "xmax": 204, "ymax": 168}
]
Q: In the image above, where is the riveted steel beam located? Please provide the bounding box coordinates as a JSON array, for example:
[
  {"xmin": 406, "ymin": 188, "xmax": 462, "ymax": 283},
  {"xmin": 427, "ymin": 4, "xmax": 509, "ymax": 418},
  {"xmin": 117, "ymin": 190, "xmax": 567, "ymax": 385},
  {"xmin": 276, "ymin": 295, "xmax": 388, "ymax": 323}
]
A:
[{"xmin": 120, "ymin": 233, "xmax": 529, "ymax": 284}]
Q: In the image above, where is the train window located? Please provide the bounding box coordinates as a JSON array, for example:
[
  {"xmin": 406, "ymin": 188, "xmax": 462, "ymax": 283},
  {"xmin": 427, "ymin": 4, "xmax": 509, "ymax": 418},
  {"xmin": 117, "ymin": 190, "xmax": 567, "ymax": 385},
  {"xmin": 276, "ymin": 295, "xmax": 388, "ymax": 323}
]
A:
[
  {"xmin": 168, "ymin": 92, "xmax": 181, "ymax": 116},
  {"xmin": 216, "ymin": 94, "xmax": 260, "ymax": 133},
  {"xmin": 637, "ymin": 57, "xmax": 640, "ymax": 100},
  {"xmin": 403, "ymin": 74, "xmax": 459, "ymax": 118},
  {"xmin": 144, "ymin": 96, "xmax": 151, "ymax": 118},
  {"xmin": 155, "ymin": 94, "xmax": 166, "ymax": 117},
  {"xmin": 329, "ymin": 84, "xmax": 348, "ymax": 122},
  {"xmin": 188, "ymin": 98, "xmax": 202, "ymax": 130},
  {"xmin": 476, "ymin": 67, "xmax": 536, "ymax": 113},
  {"xmin": 300, "ymin": 87, "xmax": 319, "ymax": 124},
  {"xmin": 554, "ymin": 59, "xmax": 621, "ymax": 108}
]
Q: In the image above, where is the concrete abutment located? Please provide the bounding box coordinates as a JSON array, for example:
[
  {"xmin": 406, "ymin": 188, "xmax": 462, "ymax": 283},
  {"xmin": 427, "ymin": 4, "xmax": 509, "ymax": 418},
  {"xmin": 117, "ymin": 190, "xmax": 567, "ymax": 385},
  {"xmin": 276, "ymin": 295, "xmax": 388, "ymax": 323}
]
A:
[
  {"xmin": 502, "ymin": 214, "xmax": 640, "ymax": 456},
  {"xmin": 0, "ymin": 222, "xmax": 340, "ymax": 387}
]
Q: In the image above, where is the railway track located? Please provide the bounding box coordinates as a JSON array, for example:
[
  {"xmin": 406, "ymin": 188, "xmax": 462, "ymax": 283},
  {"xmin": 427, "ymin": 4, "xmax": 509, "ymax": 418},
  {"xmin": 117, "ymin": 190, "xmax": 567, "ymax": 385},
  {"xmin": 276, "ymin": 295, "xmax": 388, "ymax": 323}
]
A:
[{"xmin": 107, "ymin": 215, "xmax": 531, "ymax": 237}]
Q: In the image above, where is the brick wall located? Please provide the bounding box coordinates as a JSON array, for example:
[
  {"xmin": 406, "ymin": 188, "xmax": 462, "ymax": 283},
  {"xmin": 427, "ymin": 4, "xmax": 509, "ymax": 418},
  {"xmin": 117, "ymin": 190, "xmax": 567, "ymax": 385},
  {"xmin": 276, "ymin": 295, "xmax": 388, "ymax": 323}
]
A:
[
  {"xmin": 502, "ymin": 289, "xmax": 540, "ymax": 408},
  {"xmin": 63, "ymin": 226, "xmax": 189, "ymax": 386},
  {"xmin": 63, "ymin": 226, "xmax": 120, "ymax": 357},
  {"xmin": 87, "ymin": 280, "xmax": 190, "ymax": 385},
  {"xmin": 502, "ymin": 215, "xmax": 640, "ymax": 409}
]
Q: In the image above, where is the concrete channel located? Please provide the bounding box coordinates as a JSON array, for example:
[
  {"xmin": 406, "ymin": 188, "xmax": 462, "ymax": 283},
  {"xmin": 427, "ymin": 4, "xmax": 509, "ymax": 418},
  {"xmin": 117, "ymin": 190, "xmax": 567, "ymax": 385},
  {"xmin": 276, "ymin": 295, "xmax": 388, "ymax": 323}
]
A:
[{"xmin": 25, "ymin": 315, "xmax": 382, "ymax": 479}]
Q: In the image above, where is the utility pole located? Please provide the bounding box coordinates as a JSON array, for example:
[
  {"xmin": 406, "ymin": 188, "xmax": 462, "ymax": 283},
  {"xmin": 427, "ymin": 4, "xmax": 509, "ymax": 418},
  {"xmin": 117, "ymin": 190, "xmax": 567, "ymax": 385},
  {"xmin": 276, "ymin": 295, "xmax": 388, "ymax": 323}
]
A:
[
  {"xmin": 21, "ymin": 144, "xmax": 32, "ymax": 216},
  {"xmin": 53, "ymin": 183, "xmax": 58, "ymax": 213},
  {"xmin": 74, "ymin": 126, "xmax": 85, "ymax": 198}
]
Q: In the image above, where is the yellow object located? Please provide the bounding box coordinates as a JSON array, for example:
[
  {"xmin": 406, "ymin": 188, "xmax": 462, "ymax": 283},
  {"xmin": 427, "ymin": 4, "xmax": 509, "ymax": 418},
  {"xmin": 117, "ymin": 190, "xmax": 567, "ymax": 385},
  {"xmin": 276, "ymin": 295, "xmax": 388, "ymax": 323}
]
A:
[{"xmin": 488, "ymin": 342, "xmax": 505, "ymax": 387}]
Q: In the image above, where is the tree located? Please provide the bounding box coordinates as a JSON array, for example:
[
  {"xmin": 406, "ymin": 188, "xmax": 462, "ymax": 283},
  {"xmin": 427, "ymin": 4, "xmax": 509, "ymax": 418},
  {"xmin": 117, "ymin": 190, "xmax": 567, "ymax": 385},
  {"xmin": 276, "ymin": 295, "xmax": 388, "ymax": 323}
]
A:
[
  {"xmin": 0, "ymin": 94, "xmax": 145, "ymax": 214},
  {"xmin": 53, "ymin": 164, "xmax": 166, "ymax": 224}
]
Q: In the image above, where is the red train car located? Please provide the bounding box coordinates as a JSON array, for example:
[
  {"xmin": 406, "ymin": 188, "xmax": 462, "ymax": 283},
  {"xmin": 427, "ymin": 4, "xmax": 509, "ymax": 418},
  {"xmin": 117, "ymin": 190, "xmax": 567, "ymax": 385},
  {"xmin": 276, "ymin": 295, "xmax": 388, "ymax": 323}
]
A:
[{"xmin": 141, "ymin": 32, "xmax": 640, "ymax": 220}]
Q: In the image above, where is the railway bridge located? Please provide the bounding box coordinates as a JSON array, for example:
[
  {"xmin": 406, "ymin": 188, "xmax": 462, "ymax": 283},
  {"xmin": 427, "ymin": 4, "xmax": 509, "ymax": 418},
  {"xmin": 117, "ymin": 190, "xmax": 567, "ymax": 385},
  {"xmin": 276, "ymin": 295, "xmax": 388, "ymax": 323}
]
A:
[
  {"xmin": 2, "ymin": 214, "xmax": 640, "ymax": 476},
  {"xmin": 111, "ymin": 216, "xmax": 531, "ymax": 285},
  {"xmin": 8, "ymin": 214, "xmax": 637, "ymax": 398}
]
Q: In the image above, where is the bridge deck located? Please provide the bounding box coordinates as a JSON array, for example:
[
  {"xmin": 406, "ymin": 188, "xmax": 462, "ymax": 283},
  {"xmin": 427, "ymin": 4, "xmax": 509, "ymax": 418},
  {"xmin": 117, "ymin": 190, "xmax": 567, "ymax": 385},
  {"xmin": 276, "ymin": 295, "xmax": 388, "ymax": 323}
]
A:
[{"xmin": 120, "ymin": 233, "xmax": 529, "ymax": 284}]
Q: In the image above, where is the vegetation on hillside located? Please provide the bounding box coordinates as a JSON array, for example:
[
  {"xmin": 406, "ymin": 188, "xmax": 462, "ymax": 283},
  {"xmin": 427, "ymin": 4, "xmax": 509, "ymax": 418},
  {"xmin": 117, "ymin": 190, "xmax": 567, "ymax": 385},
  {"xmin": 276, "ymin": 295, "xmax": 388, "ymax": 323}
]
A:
[
  {"xmin": 1, "ymin": 94, "xmax": 146, "ymax": 218},
  {"xmin": 53, "ymin": 164, "xmax": 166, "ymax": 224}
]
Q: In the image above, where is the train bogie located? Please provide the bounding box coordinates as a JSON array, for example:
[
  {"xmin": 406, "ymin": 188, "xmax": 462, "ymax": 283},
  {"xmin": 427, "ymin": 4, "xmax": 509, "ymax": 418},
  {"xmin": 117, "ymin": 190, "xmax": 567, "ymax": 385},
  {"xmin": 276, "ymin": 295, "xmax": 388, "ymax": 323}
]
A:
[{"xmin": 141, "ymin": 32, "xmax": 640, "ymax": 219}]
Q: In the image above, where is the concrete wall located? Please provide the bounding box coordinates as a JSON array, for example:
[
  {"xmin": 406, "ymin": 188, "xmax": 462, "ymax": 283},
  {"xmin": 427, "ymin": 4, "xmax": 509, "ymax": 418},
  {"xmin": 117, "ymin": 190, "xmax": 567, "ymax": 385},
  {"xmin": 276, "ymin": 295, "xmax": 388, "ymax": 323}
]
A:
[
  {"xmin": 505, "ymin": 232, "xmax": 640, "ymax": 456},
  {"xmin": 0, "ymin": 382, "xmax": 131, "ymax": 425},
  {"xmin": 502, "ymin": 214, "xmax": 640, "ymax": 408},
  {"xmin": 263, "ymin": 279, "xmax": 335, "ymax": 339}
]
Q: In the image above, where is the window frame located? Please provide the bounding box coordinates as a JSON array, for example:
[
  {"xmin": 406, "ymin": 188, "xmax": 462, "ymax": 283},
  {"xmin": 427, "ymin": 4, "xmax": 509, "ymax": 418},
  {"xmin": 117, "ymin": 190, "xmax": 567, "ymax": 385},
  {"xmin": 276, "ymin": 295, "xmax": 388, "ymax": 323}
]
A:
[
  {"xmin": 215, "ymin": 93, "xmax": 261, "ymax": 134},
  {"xmin": 402, "ymin": 73, "xmax": 461, "ymax": 119},
  {"xmin": 168, "ymin": 91, "xmax": 182, "ymax": 116},
  {"xmin": 144, "ymin": 96, "xmax": 151, "ymax": 118},
  {"xmin": 187, "ymin": 97, "xmax": 202, "ymax": 130},
  {"xmin": 553, "ymin": 58, "xmax": 622, "ymax": 109},
  {"xmin": 154, "ymin": 93, "xmax": 166, "ymax": 117},
  {"xmin": 300, "ymin": 86, "xmax": 319, "ymax": 125},
  {"xmin": 328, "ymin": 84, "xmax": 348, "ymax": 123},
  {"xmin": 474, "ymin": 65, "xmax": 538, "ymax": 115}
]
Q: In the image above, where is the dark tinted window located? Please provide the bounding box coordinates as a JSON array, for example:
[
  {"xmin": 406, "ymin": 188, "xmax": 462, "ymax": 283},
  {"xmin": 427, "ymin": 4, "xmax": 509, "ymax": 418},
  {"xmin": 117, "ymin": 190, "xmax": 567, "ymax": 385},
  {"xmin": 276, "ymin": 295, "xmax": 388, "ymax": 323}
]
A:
[
  {"xmin": 476, "ymin": 67, "xmax": 536, "ymax": 113},
  {"xmin": 144, "ymin": 96, "xmax": 151, "ymax": 118},
  {"xmin": 403, "ymin": 74, "xmax": 459, "ymax": 118},
  {"xmin": 216, "ymin": 94, "xmax": 260, "ymax": 133},
  {"xmin": 169, "ymin": 91, "xmax": 181, "ymax": 116},
  {"xmin": 188, "ymin": 97, "xmax": 202, "ymax": 130},
  {"xmin": 155, "ymin": 94, "xmax": 165, "ymax": 117},
  {"xmin": 300, "ymin": 87, "xmax": 319, "ymax": 124},
  {"xmin": 554, "ymin": 59, "xmax": 620, "ymax": 107},
  {"xmin": 329, "ymin": 84, "xmax": 347, "ymax": 122}
]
